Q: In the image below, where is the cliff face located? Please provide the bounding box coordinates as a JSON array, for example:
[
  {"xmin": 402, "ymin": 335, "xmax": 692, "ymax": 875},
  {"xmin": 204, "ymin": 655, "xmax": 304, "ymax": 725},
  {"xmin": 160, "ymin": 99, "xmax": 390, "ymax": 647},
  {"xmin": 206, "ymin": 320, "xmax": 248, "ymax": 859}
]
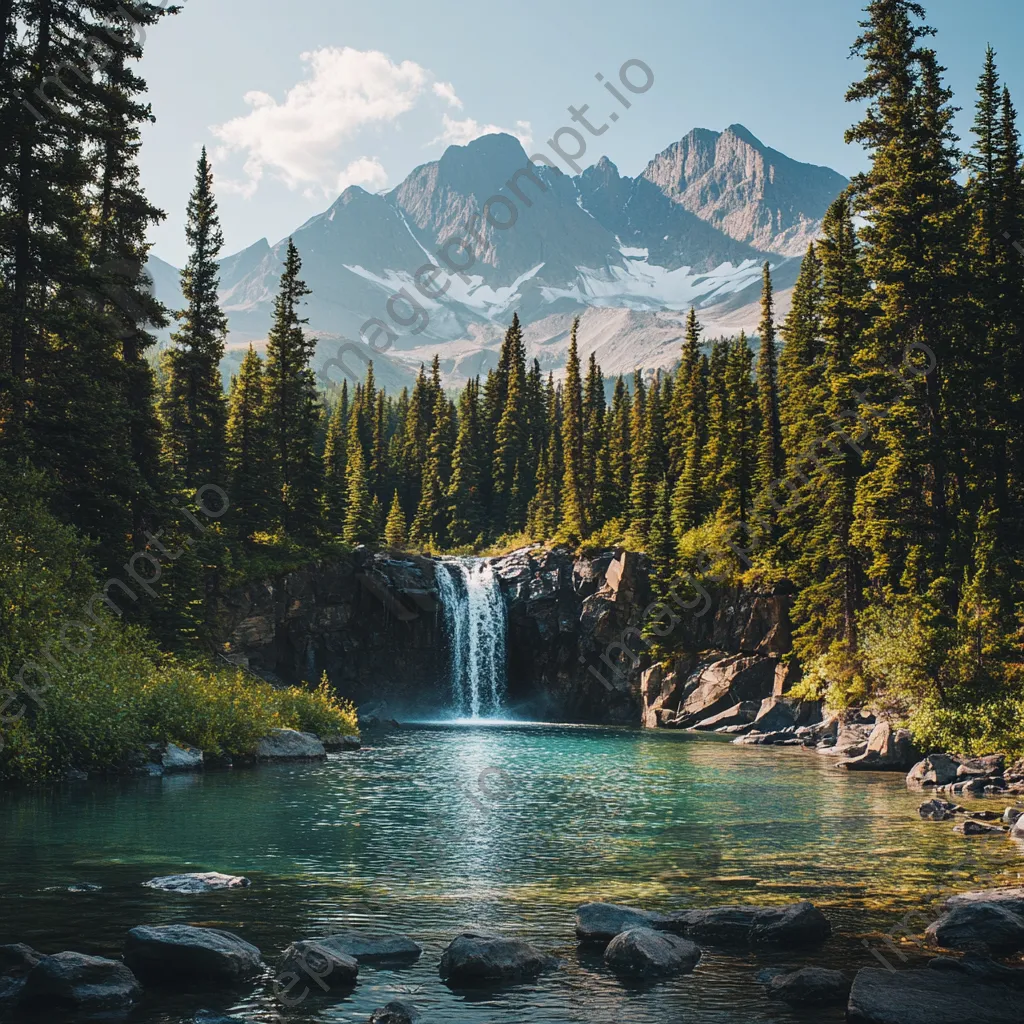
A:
[{"xmin": 208, "ymin": 546, "xmax": 793, "ymax": 727}]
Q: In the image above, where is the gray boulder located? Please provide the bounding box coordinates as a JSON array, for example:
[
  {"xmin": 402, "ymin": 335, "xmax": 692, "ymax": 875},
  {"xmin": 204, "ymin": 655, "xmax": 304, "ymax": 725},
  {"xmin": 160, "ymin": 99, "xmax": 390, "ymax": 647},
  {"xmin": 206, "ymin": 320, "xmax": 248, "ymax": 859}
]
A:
[
  {"xmin": 321, "ymin": 734, "xmax": 362, "ymax": 752},
  {"xmin": 438, "ymin": 930, "xmax": 556, "ymax": 986},
  {"xmin": 846, "ymin": 966, "xmax": 1020, "ymax": 1023},
  {"xmin": 574, "ymin": 903, "xmax": 671, "ymax": 943},
  {"xmin": 1013, "ymin": 814, "xmax": 1024, "ymax": 839},
  {"xmin": 958, "ymin": 754, "xmax": 1005, "ymax": 779},
  {"xmin": 602, "ymin": 927, "xmax": 700, "ymax": 978},
  {"xmin": 669, "ymin": 901, "xmax": 831, "ymax": 947},
  {"xmin": 279, "ymin": 940, "xmax": 358, "ymax": 992},
  {"xmin": 925, "ymin": 902, "xmax": 1024, "ymax": 955},
  {"xmin": 928, "ymin": 953, "xmax": 1024, "ymax": 990},
  {"xmin": 143, "ymin": 872, "xmax": 250, "ymax": 893},
  {"xmin": 124, "ymin": 925, "xmax": 262, "ymax": 986},
  {"xmin": 946, "ymin": 887, "xmax": 1024, "ymax": 917},
  {"xmin": 0, "ymin": 944, "xmax": 42, "ymax": 1007},
  {"xmin": 22, "ymin": 952, "xmax": 141, "ymax": 1012},
  {"xmin": 906, "ymin": 753, "xmax": 961, "ymax": 789},
  {"xmin": 919, "ymin": 799, "xmax": 958, "ymax": 821},
  {"xmin": 162, "ymin": 742, "xmax": 204, "ymax": 772},
  {"xmin": 256, "ymin": 729, "xmax": 326, "ymax": 760},
  {"xmin": 767, "ymin": 966, "xmax": 850, "ymax": 1006},
  {"xmin": 673, "ymin": 654, "xmax": 778, "ymax": 728},
  {"xmin": 1003, "ymin": 807, "xmax": 1022, "ymax": 825},
  {"xmin": 288, "ymin": 931, "xmax": 420, "ymax": 964},
  {"xmin": 368, "ymin": 1002, "xmax": 421, "ymax": 1023}
]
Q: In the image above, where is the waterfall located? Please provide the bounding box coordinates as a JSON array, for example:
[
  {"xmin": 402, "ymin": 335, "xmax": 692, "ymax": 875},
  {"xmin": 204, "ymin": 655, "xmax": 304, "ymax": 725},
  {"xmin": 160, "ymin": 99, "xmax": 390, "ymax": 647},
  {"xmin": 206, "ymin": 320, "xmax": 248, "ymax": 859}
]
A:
[{"xmin": 437, "ymin": 558, "xmax": 507, "ymax": 719}]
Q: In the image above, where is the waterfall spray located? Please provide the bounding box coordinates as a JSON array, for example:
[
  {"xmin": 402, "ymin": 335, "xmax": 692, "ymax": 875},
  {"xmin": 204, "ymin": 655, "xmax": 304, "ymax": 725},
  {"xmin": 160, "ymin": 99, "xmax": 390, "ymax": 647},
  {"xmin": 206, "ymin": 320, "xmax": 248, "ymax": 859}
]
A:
[{"xmin": 437, "ymin": 558, "xmax": 507, "ymax": 718}]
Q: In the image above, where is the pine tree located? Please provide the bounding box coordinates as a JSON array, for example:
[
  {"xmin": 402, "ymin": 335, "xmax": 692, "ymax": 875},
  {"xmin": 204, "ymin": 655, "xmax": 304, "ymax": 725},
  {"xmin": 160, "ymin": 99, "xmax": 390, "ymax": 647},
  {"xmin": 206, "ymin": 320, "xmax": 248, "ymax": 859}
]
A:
[
  {"xmin": 668, "ymin": 307, "xmax": 703, "ymax": 481},
  {"xmin": 322, "ymin": 382, "xmax": 349, "ymax": 535},
  {"xmin": 384, "ymin": 490, "xmax": 407, "ymax": 548},
  {"xmin": 411, "ymin": 387, "xmax": 455, "ymax": 548},
  {"xmin": 263, "ymin": 239, "xmax": 320, "ymax": 538},
  {"xmin": 343, "ymin": 419, "xmax": 374, "ymax": 546},
  {"xmin": 448, "ymin": 379, "xmax": 485, "ymax": 546},
  {"xmin": 648, "ymin": 478, "xmax": 676, "ymax": 598},
  {"xmin": 779, "ymin": 243, "xmax": 824, "ymax": 457},
  {"xmin": 672, "ymin": 354, "xmax": 709, "ymax": 540},
  {"xmin": 754, "ymin": 262, "xmax": 783, "ymax": 529},
  {"xmin": 160, "ymin": 148, "xmax": 228, "ymax": 488},
  {"xmin": 601, "ymin": 375, "xmax": 631, "ymax": 524},
  {"xmin": 493, "ymin": 319, "xmax": 530, "ymax": 532},
  {"xmin": 628, "ymin": 375, "xmax": 661, "ymax": 548},
  {"xmin": 226, "ymin": 345, "xmax": 271, "ymax": 541},
  {"xmin": 560, "ymin": 318, "xmax": 587, "ymax": 539},
  {"xmin": 719, "ymin": 332, "xmax": 757, "ymax": 553},
  {"xmin": 582, "ymin": 351, "xmax": 606, "ymax": 523}
]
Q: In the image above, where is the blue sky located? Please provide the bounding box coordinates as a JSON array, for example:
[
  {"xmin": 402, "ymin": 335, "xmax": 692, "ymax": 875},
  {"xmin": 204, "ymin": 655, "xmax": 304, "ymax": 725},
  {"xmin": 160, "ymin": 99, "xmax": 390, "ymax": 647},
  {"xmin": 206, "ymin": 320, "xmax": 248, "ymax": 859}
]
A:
[{"xmin": 140, "ymin": 0, "xmax": 1024, "ymax": 266}]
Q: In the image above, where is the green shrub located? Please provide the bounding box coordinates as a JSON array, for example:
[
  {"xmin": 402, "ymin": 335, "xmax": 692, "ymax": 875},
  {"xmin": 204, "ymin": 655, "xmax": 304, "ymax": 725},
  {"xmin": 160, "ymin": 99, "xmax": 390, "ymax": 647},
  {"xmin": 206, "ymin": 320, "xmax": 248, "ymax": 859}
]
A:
[{"xmin": 275, "ymin": 673, "xmax": 359, "ymax": 737}]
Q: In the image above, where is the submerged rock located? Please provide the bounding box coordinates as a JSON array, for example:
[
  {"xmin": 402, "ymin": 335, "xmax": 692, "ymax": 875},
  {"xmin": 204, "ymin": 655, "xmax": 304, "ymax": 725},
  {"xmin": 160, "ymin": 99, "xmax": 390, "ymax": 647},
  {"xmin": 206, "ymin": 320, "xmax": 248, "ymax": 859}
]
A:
[
  {"xmin": 256, "ymin": 729, "xmax": 326, "ymax": 760},
  {"xmin": 438, "ymin": 930, "xmax": 556, "ymax": 986},
  {"xmin": 953, "ymin": 820, "xmax": 1007, "ymax": 836},
  {"xmin": 22, "ymin": 951, "xmax": 141, "ymax": 1012},
  {"xmin": 286, "ymin": 931, "xmax": 420, "ymax": 964},
  {"xmin": 368, "ymin": 1002, "xmax": 421, "ymax": 1023},
  {"xmin": 278, "ymin": 940, "xmax": 358, "ymax": 992},
  {"xmin": 846, "ymin": 966, "xmax": 1020, "ymax": 1023},
  {"xmin": 143, "ymin": 872, "xmax": 251, "ymax": 893},
  {"xmin": 766, "ymin": 966, "xmax": 850, "ymax": 1006},
  {"xmin": 0, "ymin": 944, "xmax": 42, "ymax": 1007},
  {"xmin": 925, "ymin": 901, "xmax": 1024, "ymax": 955},
  {"xmin": 574, "ymin": 903, "xmax": 671, "ymax": 943},
  {"xmin": 124, "ymin": 924, "xmax": 262, "ymax": 986},
  {"xmin": 603, "ymin": 927, "xmax": 700, "ymax": 978}
]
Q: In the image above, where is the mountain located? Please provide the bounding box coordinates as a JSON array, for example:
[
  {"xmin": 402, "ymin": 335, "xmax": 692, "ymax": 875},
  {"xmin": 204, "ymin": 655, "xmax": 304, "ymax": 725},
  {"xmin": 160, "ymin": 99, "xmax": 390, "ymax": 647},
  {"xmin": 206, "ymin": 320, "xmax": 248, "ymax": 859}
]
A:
[
  {"xmin": 147, "ymin": 126, "xmax": 848, "ymax": 384},
  {"xmin": 641, "ymin": 125, "xmax": 850, "ymax": 257}
]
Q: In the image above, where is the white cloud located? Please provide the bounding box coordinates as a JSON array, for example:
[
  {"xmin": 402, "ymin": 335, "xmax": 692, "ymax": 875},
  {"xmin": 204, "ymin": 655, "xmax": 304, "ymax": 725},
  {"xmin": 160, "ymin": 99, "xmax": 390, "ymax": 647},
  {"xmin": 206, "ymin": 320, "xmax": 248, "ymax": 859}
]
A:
[
  {"xmin": 212, "ymin": 47, "xmax": 428, "ymax": 197},
  {"xmin": 432, "ymin": 81, "xmax": 463, "ymax": 108},
  {"xmin": 335, "ymin": 156, "xmax": 389, "ymax": 194},
  {"xmin": 431, "ymin": 115, "xmax": 533, "ymax": 150}
]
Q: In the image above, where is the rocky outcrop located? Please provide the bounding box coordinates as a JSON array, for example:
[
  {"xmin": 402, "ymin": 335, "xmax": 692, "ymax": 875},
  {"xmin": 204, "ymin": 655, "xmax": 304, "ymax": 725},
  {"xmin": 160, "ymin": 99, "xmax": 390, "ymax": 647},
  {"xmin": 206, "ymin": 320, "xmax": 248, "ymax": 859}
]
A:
[
  {"xmin": 212, "ymin": 549, "xmax": 448, "ymax": 714},
  {"xmin": 847, "ymin": 966, "xmax": 1021, "ymax": 1024},
  {"xmin": 438, "ymin": 931, "xmax": 557, "ymax": 986},
  {"xmin": 906, "ymin": 752, "xmax": 1015, "ymax": 797},
  {"xmin": 603, "ymin": 928, "xmax": 700, "ymax": 978},
  {"xmin": 839, "ymin": 721, "xmax": 919, "ymax": 772},
  {"xmin": 124, "ymin": 925, "xmax": 262, "ymax": 987}
]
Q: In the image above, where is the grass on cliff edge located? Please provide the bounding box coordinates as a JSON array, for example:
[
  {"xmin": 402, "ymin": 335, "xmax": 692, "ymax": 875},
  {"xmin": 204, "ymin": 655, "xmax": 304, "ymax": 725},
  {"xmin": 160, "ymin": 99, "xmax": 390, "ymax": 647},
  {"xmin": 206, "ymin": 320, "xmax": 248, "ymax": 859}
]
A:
[{"xmin": 0, "ymin": 627, "xmax": 358, "ymax": 782}]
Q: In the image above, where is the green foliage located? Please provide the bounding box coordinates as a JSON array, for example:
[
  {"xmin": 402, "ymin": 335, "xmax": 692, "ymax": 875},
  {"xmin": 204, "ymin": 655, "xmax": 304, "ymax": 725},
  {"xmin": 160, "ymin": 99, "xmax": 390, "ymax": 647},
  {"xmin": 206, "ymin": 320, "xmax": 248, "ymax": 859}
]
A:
[{"xmin": 275, "ymin": 673, "xmax": 359, "ymax": 737}]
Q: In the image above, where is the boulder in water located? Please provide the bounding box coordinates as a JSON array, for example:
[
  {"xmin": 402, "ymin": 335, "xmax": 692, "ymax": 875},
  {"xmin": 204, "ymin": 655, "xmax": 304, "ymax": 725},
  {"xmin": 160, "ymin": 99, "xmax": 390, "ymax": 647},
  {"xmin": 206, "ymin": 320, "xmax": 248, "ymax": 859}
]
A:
[
  {"xmin": 919, "ymin": 799, "xmax": 958, "ymax": 820},
  {"xmin": 0, "ymin": 944, "xmax": 42, "ymax": 1007},
  {"xmin": 846, "ymin": 966, "xmax": 1020, "ymax": 1023},
  {"xmin": 574, "ymin": 903, "xmax": 671, "ymax": 943},
  {"xmin": 953, "ymin": 820, "xmax": 1006, "ymax": 836},
  {"xmin": 368, "ymin": 1001, "xmax": 421, "ymax": 1023},
  {"xmin": 438, "ymin": 930, "xmax": 556, "ymax": 986},
  {"xmin": 907, "ymin": 753, "xmax": 961, "ymax": 789},
  {"xmin": 766, "ymin": 966, "xmax": 850, "ymax": 1006},
  {"xmin": 602, "ymin": 927, "xmax": 700, "ymax": 978},
  {"xmin": 21, "ymin": 952, "xmax": 141, "ymax": 1012},
  {"xmin": 925, "ymin": 901, "xmax": 1024, "ymax": 955},
  {"xmin": 143, "ymin": 872, "xmax": 250, "ymax": 893},
  {"xmin": 668, "ymin": 901, "xmax": 831, "ymax": 947},
  {"xmin": 124, "ymin": 924, "xmax": 262, "ymax": 986},
  {"xmin": 278, "ymin": 939, "xmax": 358, "ymax": 994}
]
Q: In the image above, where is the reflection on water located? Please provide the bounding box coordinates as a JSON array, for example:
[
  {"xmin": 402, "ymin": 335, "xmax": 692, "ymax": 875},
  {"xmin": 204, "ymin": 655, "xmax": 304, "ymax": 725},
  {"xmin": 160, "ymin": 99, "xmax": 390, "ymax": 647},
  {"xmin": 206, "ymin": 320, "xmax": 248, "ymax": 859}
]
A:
[{"xmin": 1, "ymin": 724, "xmax": 1021, "ymax": 1023}]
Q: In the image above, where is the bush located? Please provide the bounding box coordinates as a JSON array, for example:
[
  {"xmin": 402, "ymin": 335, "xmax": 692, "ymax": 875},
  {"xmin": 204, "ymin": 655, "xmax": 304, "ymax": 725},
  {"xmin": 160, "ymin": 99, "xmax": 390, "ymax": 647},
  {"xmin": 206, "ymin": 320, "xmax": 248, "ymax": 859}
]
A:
[{"xmin": 275, "ymin": 673, "xmax": 358, "ymax": 737}]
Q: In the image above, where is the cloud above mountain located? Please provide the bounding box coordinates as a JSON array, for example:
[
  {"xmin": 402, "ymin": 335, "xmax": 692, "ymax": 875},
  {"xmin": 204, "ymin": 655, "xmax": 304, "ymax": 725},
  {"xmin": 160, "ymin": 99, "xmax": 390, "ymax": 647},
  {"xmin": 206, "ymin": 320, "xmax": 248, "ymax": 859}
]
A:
[{"xmin": 211, "ymin": 46, "xmax": 529, "ymax": 202}]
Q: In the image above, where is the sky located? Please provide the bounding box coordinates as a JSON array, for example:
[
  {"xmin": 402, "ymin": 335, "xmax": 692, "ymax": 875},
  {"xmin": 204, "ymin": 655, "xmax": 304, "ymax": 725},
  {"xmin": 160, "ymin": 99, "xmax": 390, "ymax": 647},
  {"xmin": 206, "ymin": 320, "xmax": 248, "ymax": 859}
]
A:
[{"xmin": 139, "ymin": 0, "xmax": 1024, "ymax": 266}]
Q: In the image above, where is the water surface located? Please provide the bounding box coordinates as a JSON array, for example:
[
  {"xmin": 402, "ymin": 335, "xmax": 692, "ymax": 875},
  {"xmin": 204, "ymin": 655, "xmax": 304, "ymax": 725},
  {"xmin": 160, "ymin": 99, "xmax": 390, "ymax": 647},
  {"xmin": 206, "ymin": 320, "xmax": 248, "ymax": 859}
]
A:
[{"xmin": 1, "ymin": 724, "xmax": 1020, "ymax": 1023}]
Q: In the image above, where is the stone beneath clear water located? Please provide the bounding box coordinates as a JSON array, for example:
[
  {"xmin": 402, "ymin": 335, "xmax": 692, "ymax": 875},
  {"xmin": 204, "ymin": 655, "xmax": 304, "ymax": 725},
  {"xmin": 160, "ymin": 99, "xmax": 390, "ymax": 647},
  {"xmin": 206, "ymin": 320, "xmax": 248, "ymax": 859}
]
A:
[
  {"xmin": 953, "ymin": 819, "xmax": 1007, "ymax": 836},
  {"xmin": 438, "ymin": 930, "xmax": 557, "ymax": 986},
  {"xmin": 574, "ymin": 903, "xmax": 672, "ymax": 943},
  {"xmin": 143, "ymin": 872, "xmax": 250, "ymax": 893},
  {"xmin": 124, "ymin": 924, "xmax": 263, "ymax": 987},
  {"xmin": 287, "ymin": 931, "xmax": 421, "ymax": 964},
  {"xmin": 919, "ymin": 799, "xmax": 958, "ymax": 820},
  {"xmin": 21, "ymin": 951, "xmax": 141, "ymax": 1012},
  {"xmin": 766, "ymin": 966, "xmax": 851, "ymax": 1006},
  {"xmin": 602, "ymin": 927, "xmax": 700, "ymax": 978},
  {"xmin": 847, "ymin": 966, "xmax": 1021, "ymax": 1023}
]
